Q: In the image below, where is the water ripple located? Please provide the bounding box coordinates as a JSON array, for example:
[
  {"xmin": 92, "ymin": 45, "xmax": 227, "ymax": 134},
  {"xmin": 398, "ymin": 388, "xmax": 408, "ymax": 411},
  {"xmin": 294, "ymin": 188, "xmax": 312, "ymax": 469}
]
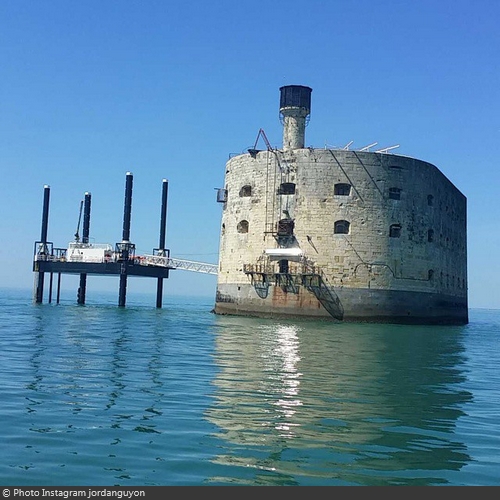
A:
[{"xmin": 0, "ymin": 289, "xmax": 499, "ymax": 485}]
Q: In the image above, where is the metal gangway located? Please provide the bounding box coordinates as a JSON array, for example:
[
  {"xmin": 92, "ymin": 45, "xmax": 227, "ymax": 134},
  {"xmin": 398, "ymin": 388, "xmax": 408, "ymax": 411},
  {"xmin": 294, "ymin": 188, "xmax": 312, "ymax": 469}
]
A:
[{"xmin": 139, "ymin": 254, "xmax": 218, "ymax": 275}]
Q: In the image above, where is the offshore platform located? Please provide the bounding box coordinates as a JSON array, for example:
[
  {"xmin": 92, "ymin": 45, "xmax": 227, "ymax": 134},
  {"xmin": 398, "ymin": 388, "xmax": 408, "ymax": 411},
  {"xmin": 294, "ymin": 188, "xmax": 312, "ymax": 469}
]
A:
[{"xmin": 33, "ymin": 172, "xmax": 217, "ymax": 307}]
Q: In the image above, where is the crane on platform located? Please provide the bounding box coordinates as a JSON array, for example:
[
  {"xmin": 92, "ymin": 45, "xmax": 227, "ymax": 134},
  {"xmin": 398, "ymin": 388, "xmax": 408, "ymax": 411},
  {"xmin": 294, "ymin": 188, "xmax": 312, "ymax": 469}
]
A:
[{"xmin": 74, "ymin": 200, "xmax": 84, "ymax": 242}]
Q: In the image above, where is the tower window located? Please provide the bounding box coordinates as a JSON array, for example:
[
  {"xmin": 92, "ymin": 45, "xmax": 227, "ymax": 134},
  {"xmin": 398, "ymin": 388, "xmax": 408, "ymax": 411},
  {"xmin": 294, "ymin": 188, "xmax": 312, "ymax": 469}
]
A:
[
  {"xmin": 428, "ymin": 194, "xmax": 434, "ymax": 206},
  {"xmin": 237, "ymin": 220, "xmax": 249, "ymax": 234},
  {"xmin": 278, "ymin": 182, "xmax": 296, "ymax": 195},
  {"xmin": 334, "ymin": 220, "xmax": 350, "ymax": 234},
  {"xmin": 428, "ymin": 269, "xmax": 434, "ymax": 280},
  {"xmin": 389, "ymin": 224, "xmax": 401, "ymax": 238},
  {"xmin": 428, "ymin": 229, "xmax": 434, "ymax": 242},
  {"xmin": 239, "ymin": 185, "xmax": 252, "ymax": 197},
  {"xmin": 334, "ymin": 183, "xmax": 351, "ymax": 196},
  {"xmin": 389, "ymin": 187, "xmax": 402, "ymax": 200}
]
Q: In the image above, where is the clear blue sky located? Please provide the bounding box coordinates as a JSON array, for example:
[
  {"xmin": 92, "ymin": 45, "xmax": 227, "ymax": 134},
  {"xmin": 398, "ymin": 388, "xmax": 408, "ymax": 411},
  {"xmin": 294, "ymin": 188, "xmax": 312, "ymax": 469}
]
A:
[{"xmin": 1, "ymin": 0, "xmax": 498, "ymax": 309}]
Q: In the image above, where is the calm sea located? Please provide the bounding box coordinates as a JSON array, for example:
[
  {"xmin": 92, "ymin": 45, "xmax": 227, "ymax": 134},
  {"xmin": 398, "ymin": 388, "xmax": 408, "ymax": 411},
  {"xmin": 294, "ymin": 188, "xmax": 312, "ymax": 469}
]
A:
[{"xmin": 0, "ymin": 286, "xmax": 499, "ymax": 486}]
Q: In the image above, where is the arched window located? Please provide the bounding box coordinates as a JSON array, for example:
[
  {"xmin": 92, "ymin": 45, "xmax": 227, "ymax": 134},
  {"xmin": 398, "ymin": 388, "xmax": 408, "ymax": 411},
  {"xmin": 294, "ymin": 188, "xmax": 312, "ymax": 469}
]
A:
[
  {"xmin": 389, "ymin": 187, "xmax": 402, "ymax": 200},
  {"xmin": 428, "ymin": 269, "xmax": 434, "ymax": 280},
  {"xmin": 237, "ymin": 220, "xmax": 249, "ymax": 234},
  {"xmin": 239, "ymin": 185, "xmax": 252, "ymax": 197},
  {"xmin": 278, "ymin": 182, "xmax": 296, "ymax": 195},
  {"xmin": 427, "ymin": 194, "xmax": 434, "ymax": 206},
  {"xmin": 334, "ymin": 220, "xmax": 350, "ymax": 234},
  {"xmin": 428, "ymin": 229, "xmax": 434, "ymax": 242},
  {"xmin": 389, "ymin": 224, "xmax": 401, "ymax": 238},
  {"xmin": 334, "ymin": 183, "xmax": 351, "ymax": 196}
]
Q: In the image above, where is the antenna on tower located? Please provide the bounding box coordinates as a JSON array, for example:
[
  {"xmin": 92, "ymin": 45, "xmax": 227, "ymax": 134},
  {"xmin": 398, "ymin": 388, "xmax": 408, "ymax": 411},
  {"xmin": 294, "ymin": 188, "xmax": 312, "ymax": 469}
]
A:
[
  {"xmin": 375, "ymin": 145, "xmax": 400, "ymax": 153},
  {"xmin": 359, "ymin": 142, "xmax": 378, "ymax": 151}
]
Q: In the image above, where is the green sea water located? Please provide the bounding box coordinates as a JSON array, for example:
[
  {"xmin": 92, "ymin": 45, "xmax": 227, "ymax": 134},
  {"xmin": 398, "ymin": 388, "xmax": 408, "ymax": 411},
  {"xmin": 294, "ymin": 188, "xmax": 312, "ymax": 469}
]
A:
[{"xmin": 0, "ymin": 287, "xmax": 499, "ymax": 486}]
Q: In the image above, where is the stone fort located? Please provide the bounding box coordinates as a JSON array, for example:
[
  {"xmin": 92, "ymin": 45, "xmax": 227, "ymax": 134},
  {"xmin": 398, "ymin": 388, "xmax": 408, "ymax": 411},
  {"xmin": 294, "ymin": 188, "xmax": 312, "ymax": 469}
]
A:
[{"xmin": 213, "ymin": 85, "xmax": 468, "ymax": 324}]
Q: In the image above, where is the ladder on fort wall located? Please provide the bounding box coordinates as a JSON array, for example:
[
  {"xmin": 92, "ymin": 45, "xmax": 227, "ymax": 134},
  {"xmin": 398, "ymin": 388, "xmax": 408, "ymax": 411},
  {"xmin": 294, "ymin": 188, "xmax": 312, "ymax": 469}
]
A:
[{"xmin": 302, "ymin": 271, "xmax": 344, "ymax": 321}]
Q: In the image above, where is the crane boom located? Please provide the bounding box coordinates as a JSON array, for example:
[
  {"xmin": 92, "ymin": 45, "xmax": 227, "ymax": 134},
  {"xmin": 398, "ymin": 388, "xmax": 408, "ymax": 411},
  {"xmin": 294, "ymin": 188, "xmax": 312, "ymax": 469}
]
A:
[
  {"xmin": 74, "ymin": 200, "xmax": 84, "ymax": 241},
  {"xmin": 252, "ymin": 128, "xmax": 274, "ymax": 151},
  {"xmin": 249, "ymin": 128, "xmax": 289, "ymax": 173}
]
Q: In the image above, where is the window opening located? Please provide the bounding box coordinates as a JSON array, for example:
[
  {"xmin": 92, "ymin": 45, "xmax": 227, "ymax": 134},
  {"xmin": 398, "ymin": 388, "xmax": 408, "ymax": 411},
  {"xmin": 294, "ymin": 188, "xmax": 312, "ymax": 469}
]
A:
[
  {"xmin": 389, "ymin": 187, "xmax": 402, "ymax": 200},
  {"xmin": 239, "ymin": 185, "xmax": 252, "ymax": 197},
  {"xmin": 334, "ymin": 220, "xmax": 350, "ymax": 234},
  {"xmin": 237, "ymin": 220, "xmax": 249, "ymax": 234},
  {"xmin": 278, "ymin": 260, "xmax": 289, "ymax": 274},
  {"xmin": 334, "ymin": 183, "xmax": 351, "ymax": 196},
  {"xmin": 389, "ymin": 224, "xmax": 401, "ymax": 238},
  {"xmin": 278, "ymin": 182, "xmax": 296, "ymax": 195}
]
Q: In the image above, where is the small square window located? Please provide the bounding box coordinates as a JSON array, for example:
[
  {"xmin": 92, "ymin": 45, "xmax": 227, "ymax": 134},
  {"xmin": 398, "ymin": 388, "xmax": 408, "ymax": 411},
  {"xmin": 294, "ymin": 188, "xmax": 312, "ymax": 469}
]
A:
[
  {"xmin": 389, "ymin": 187, "xmax": 401, "ymax": 200},
  {"xmin": 278, "ymin": 182, "xmax": 296, "ymax": 195},
  {"xmin": 239, "ymin": 185, "xmax": 252, "ymax": 197},
  {"xmin": 389, "ymin": 224, "xmax": 401, "ymax": 238},
  {"xmin": 334, "ymin": 183, "xmax": 351, "ymax": 196}
]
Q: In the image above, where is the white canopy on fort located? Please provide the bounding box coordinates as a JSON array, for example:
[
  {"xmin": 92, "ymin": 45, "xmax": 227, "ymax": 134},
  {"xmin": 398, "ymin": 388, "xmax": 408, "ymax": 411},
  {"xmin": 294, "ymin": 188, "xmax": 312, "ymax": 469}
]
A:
[{"xmin": 264, "ymin": 248, "xmax": 303, "ymax": 262}]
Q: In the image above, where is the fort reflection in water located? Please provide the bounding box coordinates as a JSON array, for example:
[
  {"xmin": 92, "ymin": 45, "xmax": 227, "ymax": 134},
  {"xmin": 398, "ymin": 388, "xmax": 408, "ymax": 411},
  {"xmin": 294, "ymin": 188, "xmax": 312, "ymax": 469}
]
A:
[{"xmin": 206, "ymin": 316, "xmax": 472, "ymax": 485}]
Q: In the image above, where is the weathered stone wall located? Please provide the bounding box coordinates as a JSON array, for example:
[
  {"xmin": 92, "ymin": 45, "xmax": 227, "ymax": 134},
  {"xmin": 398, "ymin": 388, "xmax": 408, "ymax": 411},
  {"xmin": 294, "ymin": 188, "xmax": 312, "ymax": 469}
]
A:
[{"xmin": 215, "ymin": 147, "xmax": 468, "ymax": 323}]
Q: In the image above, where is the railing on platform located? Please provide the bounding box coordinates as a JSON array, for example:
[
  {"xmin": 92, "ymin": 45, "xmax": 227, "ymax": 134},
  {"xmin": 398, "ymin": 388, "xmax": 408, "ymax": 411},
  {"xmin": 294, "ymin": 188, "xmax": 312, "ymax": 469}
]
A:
[{"xmin": 33, "ymin": 244, "xmax": 218, "ymax": 275}]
